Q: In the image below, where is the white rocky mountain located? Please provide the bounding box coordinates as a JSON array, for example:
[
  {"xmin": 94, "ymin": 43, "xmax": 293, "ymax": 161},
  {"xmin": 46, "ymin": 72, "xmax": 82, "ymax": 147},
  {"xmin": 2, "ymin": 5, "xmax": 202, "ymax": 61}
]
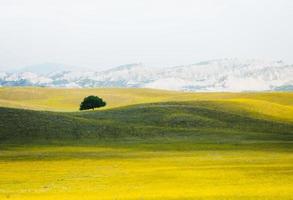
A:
[{"xmin": 1, "ymin": 59, "xmax": 292, "ymax": 91}]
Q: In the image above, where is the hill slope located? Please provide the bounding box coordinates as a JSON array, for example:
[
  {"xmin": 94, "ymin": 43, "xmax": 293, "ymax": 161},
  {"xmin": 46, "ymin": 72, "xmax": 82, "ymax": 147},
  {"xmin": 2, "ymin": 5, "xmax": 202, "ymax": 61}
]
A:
[
  {"xmin": 0, "ymin": 87, "xmax": 292, "ymax": 122},
  {"xmin": 1, "ymin": 100, "xmax": 292, "ymax": 146}
]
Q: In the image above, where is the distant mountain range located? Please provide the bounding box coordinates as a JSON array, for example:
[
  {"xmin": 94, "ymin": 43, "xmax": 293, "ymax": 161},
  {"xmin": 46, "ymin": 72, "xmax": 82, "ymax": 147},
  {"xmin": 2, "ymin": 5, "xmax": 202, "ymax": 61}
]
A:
[{"xmin": 1, "ymin": 59, "xmax": 292, "ymax": 91}]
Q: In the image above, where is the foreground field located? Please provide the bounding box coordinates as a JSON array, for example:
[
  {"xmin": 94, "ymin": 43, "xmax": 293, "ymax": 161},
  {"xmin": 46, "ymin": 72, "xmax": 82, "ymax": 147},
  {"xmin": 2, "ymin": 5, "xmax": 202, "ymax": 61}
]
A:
[
  {"xmin": 1, "ymin": 145, "xmax": 293, "ymax": 200},
  {"xmin": 0, "ymin": 88, "xmax": 292, "ymax": 199}
]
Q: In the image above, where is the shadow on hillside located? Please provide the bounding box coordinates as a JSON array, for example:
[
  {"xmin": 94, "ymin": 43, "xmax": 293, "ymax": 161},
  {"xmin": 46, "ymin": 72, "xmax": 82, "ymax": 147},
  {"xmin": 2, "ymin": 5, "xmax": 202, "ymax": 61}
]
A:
[{"xmin": 0, "ymin": 100, "xmax": 292, "ymax": 150}]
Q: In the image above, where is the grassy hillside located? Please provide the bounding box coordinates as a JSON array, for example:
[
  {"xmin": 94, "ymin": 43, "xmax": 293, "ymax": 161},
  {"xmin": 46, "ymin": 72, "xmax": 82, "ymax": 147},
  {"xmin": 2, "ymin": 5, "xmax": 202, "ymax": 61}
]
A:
[
  {"xmin": 0, "ymin": 87, "xmax": 292, "ymax": 152},
  {"xmin": 0, "ymin": 87, "xmax": 181, "ymax": 111},
  {"xmin": 0, "ymin": 87, "xmax": 293, "ymax": 122},
  {"xmin": 1, "ymin": 101, "xmax": 292, "ymax": 145},
  {"xmin": 0, "ymin": 88, "xmax": 292, "ymax": 200}
]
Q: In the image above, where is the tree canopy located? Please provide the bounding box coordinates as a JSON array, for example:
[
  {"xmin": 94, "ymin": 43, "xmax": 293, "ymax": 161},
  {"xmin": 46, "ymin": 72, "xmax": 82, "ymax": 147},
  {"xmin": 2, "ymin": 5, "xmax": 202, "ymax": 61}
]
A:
[{"xmin": 79, "ymin": 95, "xmax": 106, "ymax": 110}]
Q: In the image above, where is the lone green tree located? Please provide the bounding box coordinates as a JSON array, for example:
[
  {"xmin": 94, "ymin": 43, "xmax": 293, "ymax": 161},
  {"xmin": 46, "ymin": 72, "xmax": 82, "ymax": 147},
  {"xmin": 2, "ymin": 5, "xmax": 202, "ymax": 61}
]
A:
[{"xmin": 79, "ymin": 95, "xmax": 106, "ymax": 110}]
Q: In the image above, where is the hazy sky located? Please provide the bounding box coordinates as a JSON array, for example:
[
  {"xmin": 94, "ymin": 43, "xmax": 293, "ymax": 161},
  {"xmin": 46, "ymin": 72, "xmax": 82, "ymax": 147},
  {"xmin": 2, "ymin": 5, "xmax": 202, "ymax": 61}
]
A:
[{"xmin": 0, "ymin": 0, "xmax": 293, "ymax": 70}]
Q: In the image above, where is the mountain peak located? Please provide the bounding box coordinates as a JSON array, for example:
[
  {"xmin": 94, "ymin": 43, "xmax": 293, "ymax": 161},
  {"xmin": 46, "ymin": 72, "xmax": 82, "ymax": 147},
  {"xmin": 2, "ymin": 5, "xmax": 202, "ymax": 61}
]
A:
[
  {"xmin": 108, "ymin": 63, "xmax": 144, "ymax": 71},
  {"xmin": 19, "ymin": 63, "xmax": 78, "ymax": 75},
  {"xmin": 195, "ymin": 58, "xmax": 285, "ymax": 66}
]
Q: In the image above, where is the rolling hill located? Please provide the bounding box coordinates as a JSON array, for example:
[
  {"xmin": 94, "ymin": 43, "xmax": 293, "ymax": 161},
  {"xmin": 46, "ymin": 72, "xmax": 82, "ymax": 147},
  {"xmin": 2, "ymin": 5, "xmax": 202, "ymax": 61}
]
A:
[
  {"xmin": 0, "ymin": 88, "xmax": 292, "ymax": 200},
  {"xmin": 1, "ymin": 87, "xmax": 293, "ymax": 119},
  {"xmin": 0, "ymin": 87, "xmax": 292, "ymax": 144}
]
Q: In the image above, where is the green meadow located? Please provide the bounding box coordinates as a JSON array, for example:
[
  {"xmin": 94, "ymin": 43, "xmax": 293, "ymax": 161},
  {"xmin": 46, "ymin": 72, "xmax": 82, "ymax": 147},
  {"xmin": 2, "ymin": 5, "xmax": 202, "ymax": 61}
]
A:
[{"xmin": 0, "ymin": 87, "xmax": 292, "ymax": 200}]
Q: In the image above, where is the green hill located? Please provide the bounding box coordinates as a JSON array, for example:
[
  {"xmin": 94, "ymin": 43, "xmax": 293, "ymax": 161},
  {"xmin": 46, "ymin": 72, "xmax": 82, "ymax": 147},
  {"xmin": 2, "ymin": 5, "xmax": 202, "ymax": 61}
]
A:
[
  {"xmin": 1, "ymin": 100, "xmax": 292, "ymax": 148},
  {"xmin": 0, "ymin": 88, "xmax": 292, "ymax": 146}
]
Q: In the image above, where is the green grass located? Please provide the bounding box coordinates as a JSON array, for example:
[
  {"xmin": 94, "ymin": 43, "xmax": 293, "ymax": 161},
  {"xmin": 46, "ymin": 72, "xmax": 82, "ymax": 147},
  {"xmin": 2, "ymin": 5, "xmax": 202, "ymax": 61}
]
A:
[
  {"xmin": 1, "ymin": 100, "xmax": 292, "ymax": 144},
  {"xmin": 0, "ymin": 88, "xmax": 292, "ymax": 199}
]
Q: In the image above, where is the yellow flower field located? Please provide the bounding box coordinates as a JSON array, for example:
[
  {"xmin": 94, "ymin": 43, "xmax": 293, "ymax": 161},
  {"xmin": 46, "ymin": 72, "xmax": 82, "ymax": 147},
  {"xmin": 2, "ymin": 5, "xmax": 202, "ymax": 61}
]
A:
[{"xmin": 1, "ymin": 146, "xmax": 293, "ymax": 200}]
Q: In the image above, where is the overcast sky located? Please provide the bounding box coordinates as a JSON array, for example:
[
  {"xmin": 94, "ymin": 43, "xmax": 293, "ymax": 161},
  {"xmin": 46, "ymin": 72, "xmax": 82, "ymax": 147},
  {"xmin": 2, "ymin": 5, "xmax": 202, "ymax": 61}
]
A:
[{"xmin": 0, "ymin": 0, "xmax": 293, "ymax": 70}]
